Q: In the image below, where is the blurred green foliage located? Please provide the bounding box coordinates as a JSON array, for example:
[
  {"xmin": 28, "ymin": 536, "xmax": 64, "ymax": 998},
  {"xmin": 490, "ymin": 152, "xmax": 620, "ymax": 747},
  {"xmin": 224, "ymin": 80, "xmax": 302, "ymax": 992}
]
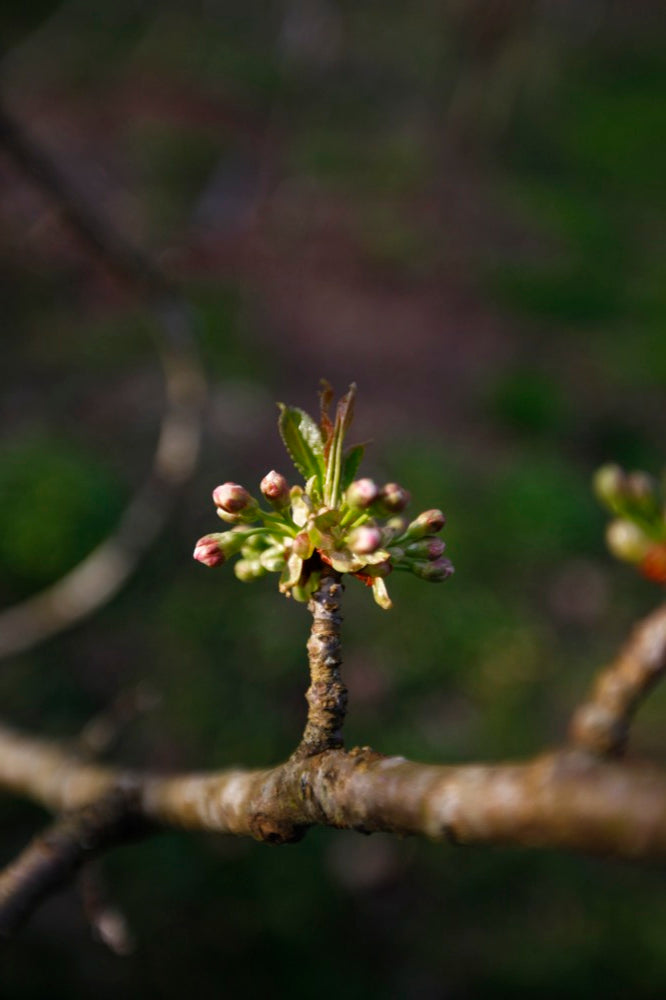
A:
[{"xmin": 1, "ymin": 3, "xmax": 665, "ymax": 998}]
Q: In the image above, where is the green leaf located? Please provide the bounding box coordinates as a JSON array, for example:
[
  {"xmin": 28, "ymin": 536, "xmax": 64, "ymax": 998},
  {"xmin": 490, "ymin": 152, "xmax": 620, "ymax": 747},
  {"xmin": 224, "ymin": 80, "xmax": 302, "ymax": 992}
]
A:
[
  {"xmin": 277, "ymin": 405, "xmax": 325, "ymax": 485},
  {"xmin": 341, "ymin": 444, "xmax": 365, "ymax": 491}
]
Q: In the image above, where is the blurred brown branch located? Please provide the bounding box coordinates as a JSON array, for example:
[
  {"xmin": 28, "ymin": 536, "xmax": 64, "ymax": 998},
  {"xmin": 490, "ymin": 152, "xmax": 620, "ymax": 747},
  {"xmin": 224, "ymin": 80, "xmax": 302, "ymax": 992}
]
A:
[{"xmin": 0, "ymin": 97, "xmax": 206, "ymax": 658}]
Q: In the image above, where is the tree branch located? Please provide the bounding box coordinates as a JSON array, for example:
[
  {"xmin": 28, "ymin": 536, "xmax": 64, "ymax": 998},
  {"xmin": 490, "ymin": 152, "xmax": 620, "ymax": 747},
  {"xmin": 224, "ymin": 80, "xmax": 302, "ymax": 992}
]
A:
[
  {"xmin": 293, "ymin": 569, "xmax": 347, "ymax": 759},
  {"xmin": 0, "ymin": 793, "xmax": 144, "ymax": 938},
  {"xmin": 569, "ymin": 603, "xmax": 666, "ymax": 757}
]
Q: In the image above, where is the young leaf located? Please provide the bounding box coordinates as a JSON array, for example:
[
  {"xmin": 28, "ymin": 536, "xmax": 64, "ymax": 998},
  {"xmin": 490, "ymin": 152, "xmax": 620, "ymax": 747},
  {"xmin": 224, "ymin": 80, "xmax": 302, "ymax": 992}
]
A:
[
  {"xmin": 341, "ymin": 444, "xmax": 365, "ymax": 491},
  {"xmin": 277, "ymin": 405, "xmax": 325, "ymax": 485}
]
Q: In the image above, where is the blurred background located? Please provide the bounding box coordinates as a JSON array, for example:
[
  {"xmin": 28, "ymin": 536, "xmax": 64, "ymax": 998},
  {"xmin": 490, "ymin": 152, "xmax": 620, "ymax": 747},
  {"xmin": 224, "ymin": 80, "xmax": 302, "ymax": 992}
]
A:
[{"xmin": 1, "ymin": 1, "xmax": 666, "ymax": 996}]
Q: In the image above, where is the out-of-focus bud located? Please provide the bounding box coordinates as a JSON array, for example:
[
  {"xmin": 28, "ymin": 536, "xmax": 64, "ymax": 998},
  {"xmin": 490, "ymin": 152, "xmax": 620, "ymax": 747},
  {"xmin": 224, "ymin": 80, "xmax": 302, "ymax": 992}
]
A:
[
  {"xmin": 347, "ymin": 525, "xmax": 383, "ymax": 555},
  {"xmin": 212, "ymin": 482, "xmax": 256, "ymax": 514},
  {"xmin": 380, "ymin": 482, "xmax": 411, "ymax": 513},
  {"xmin": 234, "ymin": 558, "xmax": 267, "ymax": 582},
  {"xmin": 345, "ymin": 478, "xmax": 379, "ymax": 508},
  {"xmin": 193, "ymin": 534, "xmax": 227, "ymax": 568},
  {"xmin": 292, "ymin": 530, "xmax": 314, "ymax": 559},
  {"xmin": 404, "ymin": 509, "xmax": 446, "ymax": 540},
  {"xmin": 642, "ymin": 544, "xmax": 666, "ymax": 584},
  {"xmin": 260, "ymin": 547, "xmax": 287, "ymax": 573},
  {"xmin": 385, "ymin": 515, "xmax": 408, "ymax": 539},
  {"xmin": 260, "ymin": 470, "xmax": 290, "ymax": 507},
  {"xmin": 626, "ymin": 471, "xmax": 659, "ymax": 514},
  {"xmin": 606, "ymin": 519, "xmax": 650, "ymax": 563},
  {"xmin": 411, "ymin": 556, "xmax": 455, "ymax": 582},
  {"xmin": 406, "ymin": 537, "xmax": 446, "ymax": 560},
  {"xmin": 593, "ymin": 465, "xmax": 627, "ymax": 510}
]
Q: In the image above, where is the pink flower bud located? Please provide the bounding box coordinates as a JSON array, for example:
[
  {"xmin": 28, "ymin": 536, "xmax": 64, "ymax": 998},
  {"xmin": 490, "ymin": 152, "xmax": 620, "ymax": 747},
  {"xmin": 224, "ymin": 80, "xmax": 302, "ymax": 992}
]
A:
[
  {"xmin": 260, "ymin": 470, "xmax": 290, "ymax": 506},
  {"xmin": 212, "ymin": 482, "xmax": 254, "ymax": 514},
  {"xmin": 411, "ymin": 556, "xmax": 454, "ymax": 582},
  {"xmin": 292, "ymin": 531, "xmax": 314, "ymax": 558},
  {"xmin": 380, "ymin": 482, "xmax": 411, "ymax": 513},
  {"xmin": 345, "ymin": 478, "xmax": 379, "ymax": 508},
  {"xmin": 407, "ymin": 509, "xmax": 446, "ymax": 539},
  {"xmin": 193, "ymin": 534, "xmax": 227, "ymax": 568},
  {"xmin": 348, "ymin": 525, "xmax": 383, "ymax": 555}
]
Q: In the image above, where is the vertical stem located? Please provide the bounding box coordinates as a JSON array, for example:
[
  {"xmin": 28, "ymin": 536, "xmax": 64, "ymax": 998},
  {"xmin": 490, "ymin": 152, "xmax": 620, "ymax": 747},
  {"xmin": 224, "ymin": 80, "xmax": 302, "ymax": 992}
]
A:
[{"xmin": 294, "ymin": 569, "xmax": 347, "ymax": 758}]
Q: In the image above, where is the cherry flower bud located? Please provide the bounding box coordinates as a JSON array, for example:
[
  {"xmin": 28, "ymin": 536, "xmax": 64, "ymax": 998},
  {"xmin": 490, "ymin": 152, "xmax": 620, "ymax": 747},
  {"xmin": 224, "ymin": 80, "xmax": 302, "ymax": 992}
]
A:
[
  {"xmin": 292, "ymin": 531, "xmax": 314, "ymax": 559},
  {"xmin": 406, "ymin": 537, "xmax": 446, "ymax": 560},
  {"xmin": 193, "ymin": 534, "xmax": 228, "ymax": 568},
  {"xmin": 260, "ymin": 470, "xmax": 290, "ymax": 507},
  {"xmin": 234, "ymin": 558, "xmax": 267, "ymax": 582},
  {"xmin": 625, "ymin": 471, "xmax": 659, "ymax": 514},
  {"xmin": 411, "ymin": 556, "xmax": 455, "ymax": 582},
  {"xmin": 606, "ymin": 519, "xmax": 650, "ymax": 563},
  {"xmin": 405, "ymin": 509, "xmax": 446, "ymax": 540},
  {"xmin": 345, "ymin": 478, "xmax": 379, "ymax": 509},
  {"xmin": 347, "ymin": 525, "xmax": 383, "ymax": 555},
  {"xmin": 212, "ymin": 482, "xmax": 255, "ymax": 514},
  {"xmin": 380, "ymin": 483, "xmax": 411, "ymax": 513},
  {"xmin": 593, "ymin": 465, "xmax": 627, "ymax": 509}
]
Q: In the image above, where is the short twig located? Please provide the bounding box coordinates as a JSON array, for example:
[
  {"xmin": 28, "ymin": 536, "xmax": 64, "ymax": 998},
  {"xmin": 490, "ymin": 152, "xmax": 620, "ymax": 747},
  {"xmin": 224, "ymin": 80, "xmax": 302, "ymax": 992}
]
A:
[{"xmin": 569, "ymin": 603, "xmax": 666, "ymax": 757}]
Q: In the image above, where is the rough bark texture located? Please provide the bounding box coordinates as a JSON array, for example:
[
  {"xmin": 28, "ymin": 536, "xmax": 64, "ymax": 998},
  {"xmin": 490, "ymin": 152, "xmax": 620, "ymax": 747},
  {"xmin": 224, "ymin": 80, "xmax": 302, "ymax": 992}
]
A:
[{"xmin": 295, "ymin": 570, "xmax": 347, "ymax": 758}]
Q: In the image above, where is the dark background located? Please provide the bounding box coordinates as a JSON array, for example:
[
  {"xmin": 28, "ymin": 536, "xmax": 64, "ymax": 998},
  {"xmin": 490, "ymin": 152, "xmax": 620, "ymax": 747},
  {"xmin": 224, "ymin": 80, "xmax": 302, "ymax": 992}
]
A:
[{"xmin": 1, "ymin": 2, "xmax": 666, "ymax": 996}]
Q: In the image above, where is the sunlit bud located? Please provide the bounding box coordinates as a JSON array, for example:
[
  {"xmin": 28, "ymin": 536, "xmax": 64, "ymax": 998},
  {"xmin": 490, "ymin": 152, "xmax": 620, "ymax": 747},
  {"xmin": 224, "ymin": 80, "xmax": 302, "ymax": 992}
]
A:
[
  {"xmin": 212, "ymin": 482, "xmax": 255, "ymax": 514},
  {"xmin": 405, "ymin": 509, "xmax": 446, "ymax": 540},
  {"xmin": 380, "ymin": 483, "xmax": 411, "ymax": 513},
  {"xmin": 593, "ymin": 465, "xmax": 627, "ymax": 509},
  {"xmin": 292, "ymin": 531, "xmax": 314, "ymax": 559},
  {"xmin": 260, "ymin": 470, "xmax": 290, "ymax": 507},
  {"xmin": 193, "ymin": 534, "xmax": 227, "ymax": 568},
  {"xmin": 234, "ymin": 558, "xmax": 267, "ymax": 582},
  {"xmin": 347, "ymin": 525, "xmax": 383, "ymax": 555},
  {"xmin": 345, "ymin": 478, "xmax": 379, "ymax": 508},
  {"xmin": 406, "ymin": 537, "xmax": 446, "ymax": 560},
  {"xmin": 606, "ymin": 519, "xmax": 651, "ymax": 564},
  {"xmin": 411, "ymin": 556, "xmax": 455, "ymax": 582}
]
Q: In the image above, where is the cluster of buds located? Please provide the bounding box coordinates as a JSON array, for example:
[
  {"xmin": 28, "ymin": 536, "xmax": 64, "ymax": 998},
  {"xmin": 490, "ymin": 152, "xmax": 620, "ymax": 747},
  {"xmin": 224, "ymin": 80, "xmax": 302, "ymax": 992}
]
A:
[
  {"xmin": 594, "ymin": 464, "xmax": 666, "ymax": 584},
  {"xmin": 193, "ymin": 383, "xmax": 454, "ymax": 609}
]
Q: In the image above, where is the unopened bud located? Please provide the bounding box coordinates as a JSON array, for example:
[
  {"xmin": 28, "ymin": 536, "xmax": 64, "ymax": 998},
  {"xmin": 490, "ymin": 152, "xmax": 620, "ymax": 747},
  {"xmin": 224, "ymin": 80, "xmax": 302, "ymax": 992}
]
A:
[
  {"xmin": 212, "ymin": 482, "xmax": 255, "ymax": 514},
  {"xmin": 348, "ymin": 525, "xmax": 383, "ymax": 555},
  {"xmin": 260, "ymin": 547, "xmax": 287, "ymax": 573},
  {"xmin": 593, "ymin": 465, "xmax": 626, "ymax": 509},
  {"xmin": 292, "ymin": 531, "xmax": 314, "ymax": 559},
  {"xmin": 406, "ymin": 537, "xmax": 446, "ymax": 560},
  {"xmin": 405, "ymin": 509, "xmax": 446, "ymax": 540},
  {"xmin": 193, "ymin": 534, "xmax": 227, "ymax": 568},
  {"xmin": 380, "ymin": 482, "xmax": 411, "ymax": 513},
  {"xmin": 626, "ymin": 471, "xmax": 658, "ymax": 513},
  {"xmin": 411, "ymin": 556, "xmax": 455, "ymax": 582},
  {"xmin": 345, "ymin": 478, "xmax": 379, "ymax": 508},
  {"xmin": 606, "ymin": 519, "xmax": 650, "ymax": 563},
  {"xmin": 260, "ymin": 470, "xmax": 290, "ymax": 507},
  {"xmin": 234, "ymin": 558, "xmax": 266, "ymax": 582}
]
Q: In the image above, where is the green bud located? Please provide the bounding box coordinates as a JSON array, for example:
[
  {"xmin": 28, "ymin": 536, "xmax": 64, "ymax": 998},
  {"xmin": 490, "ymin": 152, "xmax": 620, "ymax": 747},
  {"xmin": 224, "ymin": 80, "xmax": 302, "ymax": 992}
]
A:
[
  {"xmin": 606, "ymin": 519, "xmax": 650, "ymax": 564},
  {"xmin": 234, "ymin": 558, "xmax": 267, "ymax": 582}
]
